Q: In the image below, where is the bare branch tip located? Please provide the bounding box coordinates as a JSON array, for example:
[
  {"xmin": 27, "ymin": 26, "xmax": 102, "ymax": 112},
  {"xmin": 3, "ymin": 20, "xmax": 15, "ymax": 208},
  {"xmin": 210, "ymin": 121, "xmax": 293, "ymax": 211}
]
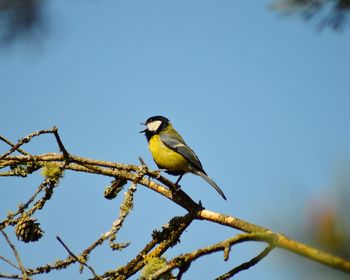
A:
[
  {"xmin": 223, "ymin": 245, "xmax": 230, "ymax": 261},
  {"xmin": 138, "ymin": 156, "xmax": 146, "ymax": 166}
]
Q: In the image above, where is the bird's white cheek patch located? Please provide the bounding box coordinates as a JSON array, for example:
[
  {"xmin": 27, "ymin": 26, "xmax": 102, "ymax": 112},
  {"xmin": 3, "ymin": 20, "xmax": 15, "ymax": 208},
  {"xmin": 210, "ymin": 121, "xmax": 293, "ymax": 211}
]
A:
[{"xmin": 147, "ymin": 120, "xmax": 162, "ymax": 131}]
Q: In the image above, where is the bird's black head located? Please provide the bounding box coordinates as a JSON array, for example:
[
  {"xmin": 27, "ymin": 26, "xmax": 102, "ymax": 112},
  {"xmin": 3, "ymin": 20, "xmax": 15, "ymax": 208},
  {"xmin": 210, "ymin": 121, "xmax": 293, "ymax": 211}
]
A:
[{"xmin": 140, "ymin": 115, "xmax": 170, "ymax": 141}]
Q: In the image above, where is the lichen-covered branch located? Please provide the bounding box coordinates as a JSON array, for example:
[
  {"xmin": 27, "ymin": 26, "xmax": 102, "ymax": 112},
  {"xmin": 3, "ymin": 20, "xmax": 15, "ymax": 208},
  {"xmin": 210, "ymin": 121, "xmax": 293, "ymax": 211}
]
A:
[
  {"xmin": 101, "ymin": 214, "xmax": 194, "ymax": 280},
  {"xmin": 1, "ymin": 128, "xmax": 350, "ymax": 280},
  {"xmin": 148, "ymin": 232, "xmax": 277, "ymax": 279}
]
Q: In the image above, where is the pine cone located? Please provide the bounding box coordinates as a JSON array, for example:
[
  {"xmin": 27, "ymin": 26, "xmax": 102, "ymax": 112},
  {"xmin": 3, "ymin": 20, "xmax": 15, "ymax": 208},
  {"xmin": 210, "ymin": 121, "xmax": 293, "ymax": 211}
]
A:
[{"xmin": 15, "ymin": 213, "xmax": 43, "ymax": 243}]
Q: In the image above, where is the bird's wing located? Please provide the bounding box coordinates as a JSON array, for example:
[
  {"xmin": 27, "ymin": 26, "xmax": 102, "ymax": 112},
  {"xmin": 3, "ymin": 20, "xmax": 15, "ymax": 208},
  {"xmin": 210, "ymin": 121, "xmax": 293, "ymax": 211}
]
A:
[{"xmin": 160, "ymin": 134, "xmax": 205, "ymax": 172}]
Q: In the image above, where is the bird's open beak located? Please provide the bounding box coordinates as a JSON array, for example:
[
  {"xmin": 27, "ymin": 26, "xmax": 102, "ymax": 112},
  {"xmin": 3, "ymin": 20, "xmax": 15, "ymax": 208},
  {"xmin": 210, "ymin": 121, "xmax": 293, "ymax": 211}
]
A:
[{"xmin": 139, "ymin": 122, "xmax": 146, "ymax": 133}]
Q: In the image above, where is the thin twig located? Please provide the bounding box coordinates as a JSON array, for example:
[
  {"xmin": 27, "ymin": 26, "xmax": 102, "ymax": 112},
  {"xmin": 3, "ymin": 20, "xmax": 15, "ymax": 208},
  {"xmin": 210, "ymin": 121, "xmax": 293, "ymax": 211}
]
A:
[
  {"xmin": 0, "ymin": 229, "xmax": 29, "ymax": 280},
  {"xmin": 216, "ymin": 244, "xmax": 274, "ymax": 280},
  {"xmin": 100, "ymin": 214, "xmax": 194, "ymax": 280},
  {"xmin": 0, "ymin": 180, "xmax": 49, "ymax": 230},
  {"xmin": 0, "ymin": 255, "xmax": 20, "ymax": 270},
  {"xmin": 52, "ymin": 126, "xmax": 70, "ymax": 158},
  {"xmin": 149, "ymin": 232, "xmax": 277, "ymax": 280},
  {"xmin": 0, "ymin": 128, "xmax": 55, "ymax": 160},
  {"xmin": 56, "ymin": 236, "xmax": 102, "ymax": 280},
  {"xmin": 0, "ymin": 272, "xmax": 22, "ymax": 279},
  {"xmin": 0, "ymin": 135, "xmax": 29, "ymax": 155},
  {"xmin": 25, "ymin": 255, "xmax": 76, "ymax": 276}
]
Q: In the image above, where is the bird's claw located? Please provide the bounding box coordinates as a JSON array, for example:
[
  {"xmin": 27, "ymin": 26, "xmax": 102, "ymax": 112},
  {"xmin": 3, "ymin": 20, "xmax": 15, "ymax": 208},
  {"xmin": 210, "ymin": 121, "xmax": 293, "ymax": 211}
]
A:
[
  {"xmin": 174, "ymin": 183, "xmax": 181, "ymax": 191},
  {"xmin": 155, "ymin": 170, "xmax": 162, "ymax": 179}
]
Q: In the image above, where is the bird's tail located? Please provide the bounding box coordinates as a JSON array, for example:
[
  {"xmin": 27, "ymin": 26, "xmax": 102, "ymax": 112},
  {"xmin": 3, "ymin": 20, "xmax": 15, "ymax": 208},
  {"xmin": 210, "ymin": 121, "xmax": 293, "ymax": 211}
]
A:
[{"xmin": 195, "ymin": 171, "xmax": 227, "ymax": 200}]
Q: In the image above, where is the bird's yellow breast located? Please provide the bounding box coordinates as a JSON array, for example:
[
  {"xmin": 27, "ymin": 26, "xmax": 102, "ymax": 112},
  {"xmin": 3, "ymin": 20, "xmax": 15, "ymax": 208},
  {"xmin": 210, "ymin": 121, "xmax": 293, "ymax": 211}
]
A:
[{"xmin": 148, "ymin": 135, "xmax": 189, "ymax": 173}]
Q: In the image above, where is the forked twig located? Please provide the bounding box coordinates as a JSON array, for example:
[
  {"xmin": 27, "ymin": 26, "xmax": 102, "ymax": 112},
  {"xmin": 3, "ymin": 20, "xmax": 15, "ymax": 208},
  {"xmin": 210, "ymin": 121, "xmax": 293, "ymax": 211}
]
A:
[
  {"xmin": 0, "ymin": 128, "xmax": 55, "ymax": 160},
  {"xmin": 0, "ymin": 135, "xmax": 29, "ymax": 156},
  {"xmin": 149, "ymin": 232, "xmax": 277, "ymax": 279},
  {"xmin": 56, "ymin": 236, "xmax": 102, "ymax": 280},
  {"xmin": 216, "ymin": 244, "xmax": 274, "ymax": 279},
  {"xmin": 0, "ymin": 230, "xmax": 29, "ymax": 280}
]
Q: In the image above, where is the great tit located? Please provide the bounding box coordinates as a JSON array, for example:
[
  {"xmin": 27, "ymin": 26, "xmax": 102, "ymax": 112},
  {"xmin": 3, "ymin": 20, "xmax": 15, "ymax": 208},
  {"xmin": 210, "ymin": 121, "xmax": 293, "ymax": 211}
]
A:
[{"xmin": 140, "ymin": 116, "xmax": 227, "ymax": 200}]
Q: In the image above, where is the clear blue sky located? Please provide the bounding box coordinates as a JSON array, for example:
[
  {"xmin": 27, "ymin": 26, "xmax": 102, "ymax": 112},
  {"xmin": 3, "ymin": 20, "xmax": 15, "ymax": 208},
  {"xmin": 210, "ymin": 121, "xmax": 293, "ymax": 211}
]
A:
[{"xmin": 1, "ymin": 1, "xmax": 350, "ymax": 279}]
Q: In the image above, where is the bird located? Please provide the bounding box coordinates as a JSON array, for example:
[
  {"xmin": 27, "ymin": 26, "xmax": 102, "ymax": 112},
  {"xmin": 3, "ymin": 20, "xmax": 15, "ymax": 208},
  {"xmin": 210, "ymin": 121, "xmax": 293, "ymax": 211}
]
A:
[{"xmin": 140, "ymin": 115, "xmax": 227, "ymax": 200}]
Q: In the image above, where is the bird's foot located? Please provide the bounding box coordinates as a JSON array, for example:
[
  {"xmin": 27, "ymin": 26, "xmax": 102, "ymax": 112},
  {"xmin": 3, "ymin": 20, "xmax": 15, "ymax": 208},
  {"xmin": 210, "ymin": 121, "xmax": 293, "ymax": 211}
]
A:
[
  {"xmin": 154, "ymin": 170, "xmax": 161, "ymax": 179},
  {"xmin": 154, "ymin": 169, "xmax": 166, "ymax": 179},
  {"xmin": 173, "ymin": 183, "xmax": 181, "ymax": 191}
]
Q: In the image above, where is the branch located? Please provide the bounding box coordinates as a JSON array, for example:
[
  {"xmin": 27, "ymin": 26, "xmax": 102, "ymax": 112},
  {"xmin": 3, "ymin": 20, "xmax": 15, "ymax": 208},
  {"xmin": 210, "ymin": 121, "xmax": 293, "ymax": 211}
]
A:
[
  {"xmin": 0, "ymin": 255, "xmax": 20, "ymax": 271},
  {"xmin": 0, "ymin": 230, "xmax": 29, "ymax": 280},
  {"xmin": 149, "ymin": 232, "xmax": 277, "ymax": 279},
  {"xmin": 0, "ymin": 179, "xmax": 50, "ymax": 230},
  {"xmin": 0, "ymin": 128, "xmax": 55, "ymax": 160},
  {"xmin": 51, "ymin": 126, "xmax": 70, "ymax": 158},
  {"xmin": 23, "ymin": 182, "xmax": 139, "ymax": 277},
  {"xmin": 100, "ymin": 214, "xmax": 194, "ymax": 280},
  {"xmin": 0, "ymin": 272, "xmax": 22, "ymax": 279},
  {"xmin": 197, "ymin": 209, "xmax": 350, "ymax": 273},
  {"xmin": 1, "ymin": 128, "xmax": 350, "ymax": 279},
  {"xmin": 0, "ymin": 126, "xmax": 69, "ymax": 162},
  {"xmin": 2, "ymin": 152, "xmax": 350, "ymax": 275},
  {"xmin": 0, "ymin": 135, "xmax": 29, "ymax": 155},
  {"xmin": 2, "ymin": 152, "xmax": 350, "ymax": 274},
  {"xmin": 56, "ymin": 236, "xmax": 102, "ymax": 280},
  {"xmin": 216, "ymin": 244, "xmax": 274, "ymax": 279}
]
